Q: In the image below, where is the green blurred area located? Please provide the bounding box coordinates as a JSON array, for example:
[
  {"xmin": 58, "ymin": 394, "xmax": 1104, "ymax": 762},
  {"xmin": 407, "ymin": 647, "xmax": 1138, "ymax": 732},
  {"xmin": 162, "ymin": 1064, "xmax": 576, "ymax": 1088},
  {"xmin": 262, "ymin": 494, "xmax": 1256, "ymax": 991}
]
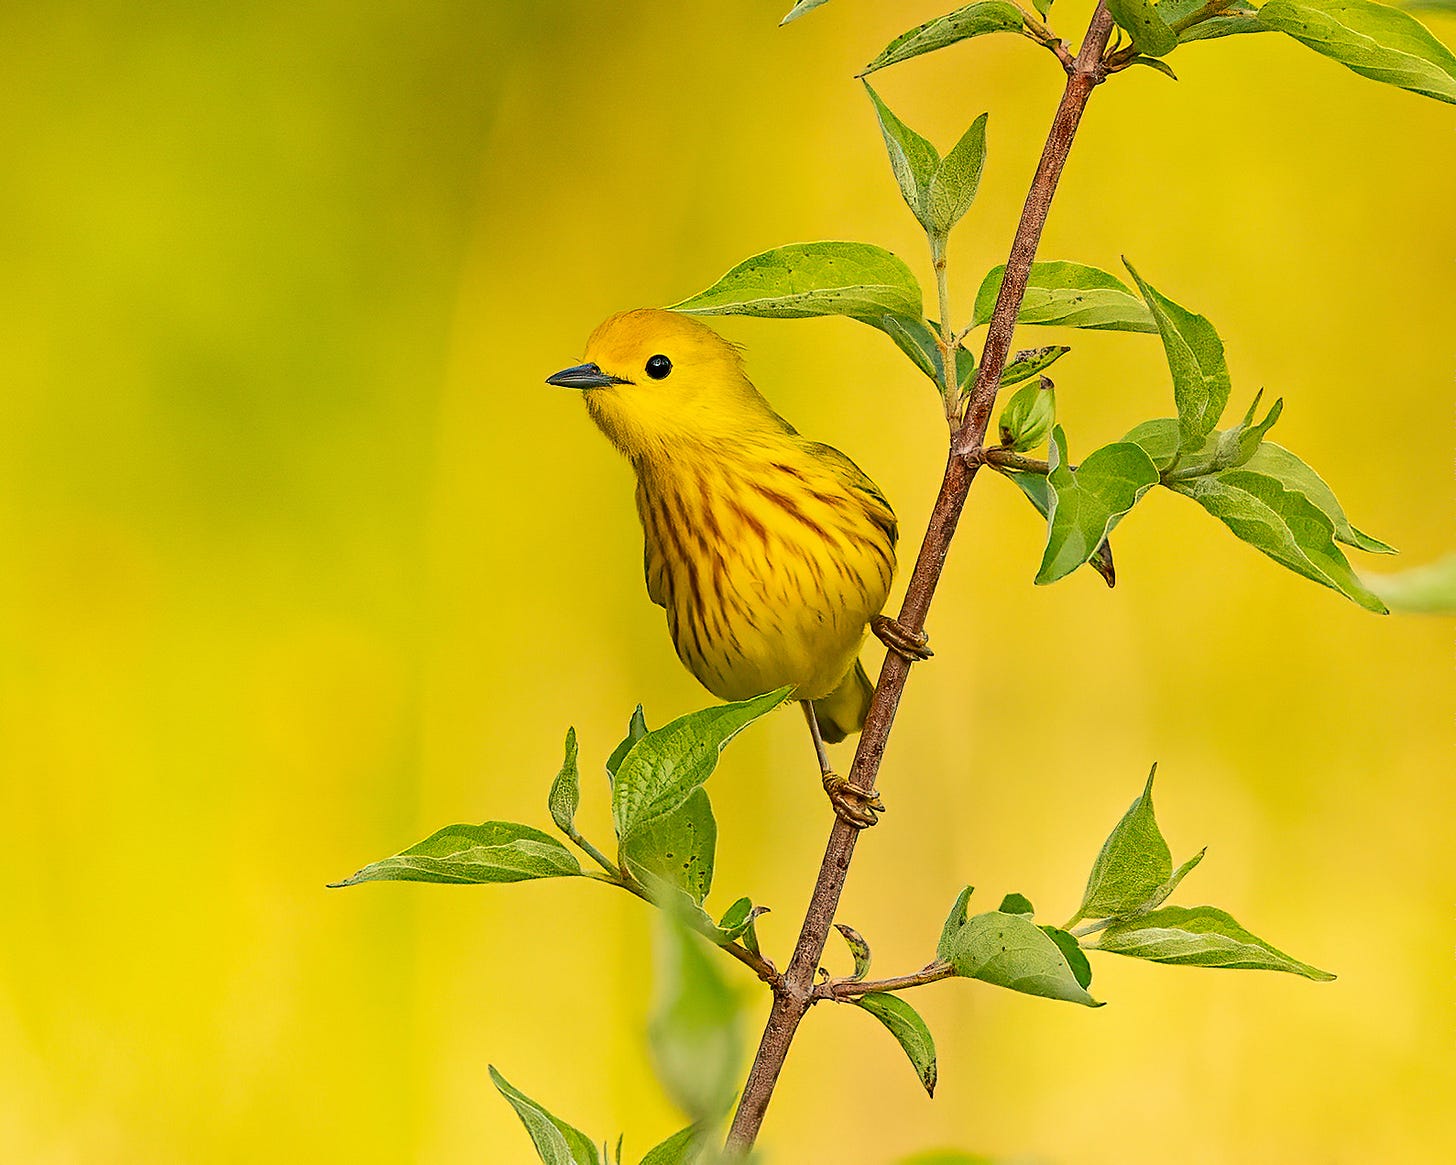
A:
[{"xmin": 2, "ymin": 2, "xmax": 1452, "ymax": 1161}]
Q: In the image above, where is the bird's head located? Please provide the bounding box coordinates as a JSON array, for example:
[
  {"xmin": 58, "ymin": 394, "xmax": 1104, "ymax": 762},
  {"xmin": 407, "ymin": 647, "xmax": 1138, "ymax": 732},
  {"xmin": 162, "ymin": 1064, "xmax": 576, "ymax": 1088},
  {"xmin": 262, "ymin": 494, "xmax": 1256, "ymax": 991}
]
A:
[{"xmin": 547, "ymin": 308, "xmax": 786, "ymax": 461}]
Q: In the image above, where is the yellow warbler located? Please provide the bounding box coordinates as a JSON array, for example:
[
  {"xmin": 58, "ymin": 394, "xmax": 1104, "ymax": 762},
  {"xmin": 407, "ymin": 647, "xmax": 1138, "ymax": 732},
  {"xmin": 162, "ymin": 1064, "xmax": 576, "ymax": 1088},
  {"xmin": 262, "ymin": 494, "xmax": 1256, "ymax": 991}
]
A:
[{"xmin": 548, "ymin": 309, "xmax": 927, "ymax": 826}]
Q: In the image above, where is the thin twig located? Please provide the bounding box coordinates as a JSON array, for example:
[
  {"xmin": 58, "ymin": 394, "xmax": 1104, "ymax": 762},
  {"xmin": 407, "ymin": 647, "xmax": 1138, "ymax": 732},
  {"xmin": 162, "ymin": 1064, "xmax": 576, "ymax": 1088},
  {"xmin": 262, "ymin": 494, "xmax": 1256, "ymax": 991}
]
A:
[
  {"xmin": 814, "ymin": 961, "xmax": 956, "ymax": 1001},
  {"xmin": 565, "ymin": 826, "xmax": 623, "ymax": 880},
  {"xmin": 983, "ymin": 447, "xmax": 1052, "ymax": 474},
  {"xmin": 587, "ymin": 869, "xmax": 781, "ymax": 985},
  {"xmin": 724, "ymin": 5, "xmax": 1118, "ymax": 1154}
]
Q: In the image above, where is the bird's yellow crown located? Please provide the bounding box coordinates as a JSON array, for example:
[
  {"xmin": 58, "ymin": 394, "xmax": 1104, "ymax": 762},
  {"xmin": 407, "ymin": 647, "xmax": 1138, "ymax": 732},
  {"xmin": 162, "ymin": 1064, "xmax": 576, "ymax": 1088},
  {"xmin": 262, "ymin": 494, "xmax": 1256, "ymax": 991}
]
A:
[{"xmin": 579, "ymin": 308, "xmax": 791, "ymax": 460}]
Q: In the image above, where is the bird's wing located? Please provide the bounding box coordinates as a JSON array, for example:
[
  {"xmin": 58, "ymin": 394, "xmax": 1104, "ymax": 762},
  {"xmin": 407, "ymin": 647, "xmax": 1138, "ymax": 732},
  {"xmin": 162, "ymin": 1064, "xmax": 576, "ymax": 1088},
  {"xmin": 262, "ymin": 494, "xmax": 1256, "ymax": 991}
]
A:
[{"xmin": 803, "ymin": 441, "xmax": 898, "ymax": 550}]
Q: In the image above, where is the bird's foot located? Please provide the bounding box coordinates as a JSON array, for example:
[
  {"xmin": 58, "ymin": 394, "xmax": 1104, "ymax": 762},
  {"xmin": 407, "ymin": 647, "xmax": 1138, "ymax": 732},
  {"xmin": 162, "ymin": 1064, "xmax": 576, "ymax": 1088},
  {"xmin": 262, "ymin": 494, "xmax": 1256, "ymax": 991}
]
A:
[
  {"xmin": 872, "ymin": 614, "xmax": 933, "ymax": 662},
  {"xmin": 822, "ymin": 772, "xmax": 885, "ymax": 830}
]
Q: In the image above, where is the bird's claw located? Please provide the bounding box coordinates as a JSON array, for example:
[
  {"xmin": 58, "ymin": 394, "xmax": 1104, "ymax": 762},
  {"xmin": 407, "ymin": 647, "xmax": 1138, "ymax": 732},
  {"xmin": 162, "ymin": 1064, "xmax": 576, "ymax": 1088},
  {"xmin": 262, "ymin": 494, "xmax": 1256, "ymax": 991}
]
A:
[
  {"xmin": 822, "ymin": 772, "xmax": 885, "ymax": 829},
  {"xmin": 872, "ymin": 615, "xmax": 933, "ymax": 662}
]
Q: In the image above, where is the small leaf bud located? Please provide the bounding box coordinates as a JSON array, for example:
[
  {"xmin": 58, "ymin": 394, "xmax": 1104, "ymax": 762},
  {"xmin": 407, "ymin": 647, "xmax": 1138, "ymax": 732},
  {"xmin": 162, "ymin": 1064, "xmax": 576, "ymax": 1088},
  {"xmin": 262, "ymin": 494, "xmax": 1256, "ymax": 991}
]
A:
[{"xmin": 998, "ymin": 376, "xmax": 1056, "ymax": 452}]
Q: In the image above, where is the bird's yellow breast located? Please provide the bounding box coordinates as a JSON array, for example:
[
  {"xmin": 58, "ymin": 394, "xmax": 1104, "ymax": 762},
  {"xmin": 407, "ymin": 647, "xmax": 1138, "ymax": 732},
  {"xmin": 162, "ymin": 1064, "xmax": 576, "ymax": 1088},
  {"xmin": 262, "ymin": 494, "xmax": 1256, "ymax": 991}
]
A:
[{"xmin": 633, "ymin": 438, "xmax": 896, "ymax": 703}]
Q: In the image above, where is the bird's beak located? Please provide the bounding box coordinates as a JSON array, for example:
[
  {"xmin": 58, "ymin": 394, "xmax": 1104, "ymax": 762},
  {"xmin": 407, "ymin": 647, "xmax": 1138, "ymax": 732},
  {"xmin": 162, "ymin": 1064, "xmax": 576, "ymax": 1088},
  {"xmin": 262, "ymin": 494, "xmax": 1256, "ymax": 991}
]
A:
[{"xmin": 546, "ymin": 362, "xmax": 630, "ymax": 390}]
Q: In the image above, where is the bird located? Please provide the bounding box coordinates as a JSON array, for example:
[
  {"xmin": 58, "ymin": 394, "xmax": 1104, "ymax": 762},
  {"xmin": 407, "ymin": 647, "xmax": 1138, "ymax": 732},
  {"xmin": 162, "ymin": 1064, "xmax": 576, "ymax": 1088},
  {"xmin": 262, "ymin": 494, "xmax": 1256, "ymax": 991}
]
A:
[{"xmin": 547, "ymin": 308, "xmax": 930, "ymax": 827}]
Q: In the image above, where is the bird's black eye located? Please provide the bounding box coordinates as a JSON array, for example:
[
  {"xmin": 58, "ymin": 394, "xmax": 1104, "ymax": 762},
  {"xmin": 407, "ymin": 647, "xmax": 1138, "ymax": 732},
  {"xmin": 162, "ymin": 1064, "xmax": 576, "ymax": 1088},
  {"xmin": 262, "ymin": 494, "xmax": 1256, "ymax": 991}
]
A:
[{"xmin": 645, "ymin": 354, "xmax": 672, "ymax": 380}]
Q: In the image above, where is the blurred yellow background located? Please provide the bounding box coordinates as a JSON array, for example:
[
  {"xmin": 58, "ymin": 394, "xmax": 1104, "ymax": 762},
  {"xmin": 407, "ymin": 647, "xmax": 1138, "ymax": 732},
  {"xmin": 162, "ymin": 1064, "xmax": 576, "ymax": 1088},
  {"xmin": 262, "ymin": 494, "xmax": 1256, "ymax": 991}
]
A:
[{"xmin": 2, "ymin": 2, "xmax": 1452, "ymax": 1162}]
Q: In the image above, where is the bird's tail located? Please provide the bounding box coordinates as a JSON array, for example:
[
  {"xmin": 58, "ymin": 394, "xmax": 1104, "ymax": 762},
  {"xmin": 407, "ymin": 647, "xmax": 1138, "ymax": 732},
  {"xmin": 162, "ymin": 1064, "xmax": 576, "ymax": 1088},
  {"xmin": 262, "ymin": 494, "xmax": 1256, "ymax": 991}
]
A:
[{"xmin": 812, "ymin": 659, "xmax": 873, "ymax": 745}]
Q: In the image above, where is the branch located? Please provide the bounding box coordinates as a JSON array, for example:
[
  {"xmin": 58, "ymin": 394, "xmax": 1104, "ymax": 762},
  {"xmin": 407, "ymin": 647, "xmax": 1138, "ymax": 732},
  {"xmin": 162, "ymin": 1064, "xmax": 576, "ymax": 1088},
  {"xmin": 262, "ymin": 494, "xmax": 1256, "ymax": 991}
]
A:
[
  {"xmin": 725, "ymin": 5, "xmax": 1117, "ymax": 1154},
  {"xmin": 814, "ymin": 961, "xmax": 955, "ymax": 1001},
  {"xmin": 983, "ymin": 446, "xmax": 1052, "ymax": 474}
]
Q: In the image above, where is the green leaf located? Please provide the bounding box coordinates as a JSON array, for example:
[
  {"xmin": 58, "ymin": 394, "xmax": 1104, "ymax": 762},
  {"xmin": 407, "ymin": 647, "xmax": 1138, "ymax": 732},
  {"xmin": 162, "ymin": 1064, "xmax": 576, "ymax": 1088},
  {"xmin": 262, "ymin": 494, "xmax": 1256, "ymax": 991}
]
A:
[
  {"xmin": 1003, "ymin": 470, "xmax": 1116, "ymax": 587},
  {"xmin": 716, "ymin": 896, "xmax": 754, "ymax": 941},
  {"xmin": 1039, "ymin": 925, "xmax": 1093, "ymax": 989},
  {"xmin": 1036, "ymin": 427, "xmax": 1158, "ymax": 586},
  {"xmin": 1133, "ymin": 395, "xmax": 1280, "ymax": 482},
  {"xmin": 865, "ymin": 84, "xmax": 941, "ymax": 231},
  {"xmin": 612, "ymin": 688, "xmax": 791, "ymax": 840},
  {"xmin": 1163, "ymin": 848, "xmax": 1207, "ymax": 903},
  {"xmin": 1127, "ymin": 417, "xmax": 1394, "ymax": 556},
  {"xmin": 853, "ymin": 993, "xmax": 938, "ymax": 1096},
  {"xmin": 650, "ymin": 920, "xmax": 742, "ymax": 1122},
  {"xmin": 1181, "ymin": 12, "xmax": 1267, "ymax": 40},
  {"xmin": 711, "ymin": 897, "xmax": 771, "ymax": 954},
  {"xmin": 1130, "ymin": 55, "xmax": 1180, "ymax": 78},
  {"xmin": 606, "ymin": 705, "xmax": 649, "ymax": 782},
  {"xmin": 1000, "ymin": 344, "xmax": 1069, "ymax": 386},
  {"xmin": 621, "ymin": 788, "xmax": 717, "ymax": 905},
  {"xmin": 861, "ymin": 2, "xmax": 1027, "ymax": 75},
  {"xmin": 671, "ymin": 243, "xmax": 922, "ymax": 321},
  {"xmin": 973, "ymin": 262, "xmax": 1157, "ymax": 332},
  {"xmin": 1169, "ymin": 469, "xmax": 1389, "ymax": 612},
  {"xmin": 1094, "ymin": 905, "xmax": 1336, "ymax": 980},
  {"xmin": 835, "ymin": 923, "xmax": 872, "ymax": 979},
  {"xmin": 1123, "ymin": 261, "xmax": 1231, "ymax": 450},
  {"xmin": 549, "ymin": 727, "xmax": 581, "ymax": 835},
  {"xmin": 1106, "ymin": 0, "xmax": 1179, "ymax": 55},
  {"xmin": 330, "ymin": 821, "xmax": 580, "ymax": 887},
  {"xmin": 1032, "ymin": 0, "xmax": 1054, "ymax": 14},
  {"xmin": 937, "ymin": 886, "xmax": 975, "ymax": 953},
  {"xmin": 855, "ymin": 313, "xmax": 939, "ymax": 383},
  {"xmin": 781, "ymin": 0, "xmax": 831, "ymax": 24},
  {"xmin": 1363, "ymin": 553, "xmax": 1456, "ymax": 614},
  {"xmin": 937, "ymin": 895, "xmax": 1101, "ymax": 1006},
  {"xmin": 1258, "ymin": 0, "xmax": 1456, "ymax": 104},
  {"xmin": 856, "ymin": 314, "xmax": 976, "ymax": 394},
  {"xmin": 998, "ymin": 892, "xmax": 1034, "ymax": 916},
  {"xmin": 1159, "ymin": 0, "xmax": 1266, "ymax": 40},
  {"xmin": 1077, "ymin": 766, "xmax": 1175, "ymax": 920},
  {"xmin": 996, "ymin": 376, "xmax": 1055, "ymax": 453},
  {"xmin": 743, "ymin": 907, "xmax": 771, "ymax": 955},
  {"xmin": 1215, "ymin": 390, "xmax": 1284, "ymax": 471},
  {"xmin": 489, "ymin": 1066, "xmax": 602, "ymax": 1165},
  {"xmin": 1241, "ymin": 443, "xmax": 1395, "ymax": 554},
  {"xmin": 1122, "ymin": 417, "xmax": 1181, "ymax": 470},
  {"xmin": 926, "ymin": 113, "xmax": 989, "ymax": 236},
  {"xmin": 638, "ymin": 1125, "xmax": 700, "ymax": 1165}
]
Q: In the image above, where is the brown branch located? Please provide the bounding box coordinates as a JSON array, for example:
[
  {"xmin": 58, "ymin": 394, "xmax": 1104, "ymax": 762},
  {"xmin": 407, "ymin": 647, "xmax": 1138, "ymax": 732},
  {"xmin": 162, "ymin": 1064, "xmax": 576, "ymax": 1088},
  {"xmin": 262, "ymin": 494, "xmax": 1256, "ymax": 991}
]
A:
[{"xmin": 724, "ymin": 4, "xmax": 1117, "ymax": 1155}]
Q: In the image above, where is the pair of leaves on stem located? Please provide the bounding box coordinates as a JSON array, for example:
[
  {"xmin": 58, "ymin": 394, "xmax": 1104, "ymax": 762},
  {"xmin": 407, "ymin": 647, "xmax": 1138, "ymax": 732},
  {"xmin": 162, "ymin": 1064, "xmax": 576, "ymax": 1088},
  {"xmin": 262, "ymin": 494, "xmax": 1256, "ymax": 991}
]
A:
[
  {"xmin": 333, "ymin": 689, "xmax": 790, "ymax": 906},
  {"xmin": 984, "ymin": 259, "xmax": 1392, "ymax": 610},
  {"xmin": 1072, "ymin": 769, "xmax": 1335, "ymax": 979},
  {"xmin": 852, "ymin": 768, "xmax": 1332, "ymax": 1100},
  {"xmin": 332, "ymin": 691, "xmax": 791, "ymax": 1143}
]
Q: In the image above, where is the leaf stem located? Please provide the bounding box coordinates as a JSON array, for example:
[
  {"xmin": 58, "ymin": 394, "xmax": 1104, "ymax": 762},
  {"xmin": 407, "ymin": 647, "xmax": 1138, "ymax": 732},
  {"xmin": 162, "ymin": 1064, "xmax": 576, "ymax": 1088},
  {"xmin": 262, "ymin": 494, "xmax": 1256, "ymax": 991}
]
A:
[
  {"xmin": 725, "ymin": 6, "xmax": 1117, "ymax": 1155},
  {"xmin": 1015, "ymin": 3, "xmax": 1075, "ymax": 70},
  {"xmin": 564, "ymin": 826, "xmax": 621, "ymax": 880},
  {"xmin": 930, "ymin": 233, "xmax": 960, "ymax": 422},
  {"xmin": 587, "ymin": 868, "xmax": 781, "ymax": 985},
  {"xmin": 984, "ymin": 447, "xmax": 1052, "ymax": 474},
  {"xmin": 814, "ymin": 961, "xmax": 955, "ymax": 1001},
  {"xmin": 1071, "ymin": 917, "xmax": 1116, "ymax": 939}
]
